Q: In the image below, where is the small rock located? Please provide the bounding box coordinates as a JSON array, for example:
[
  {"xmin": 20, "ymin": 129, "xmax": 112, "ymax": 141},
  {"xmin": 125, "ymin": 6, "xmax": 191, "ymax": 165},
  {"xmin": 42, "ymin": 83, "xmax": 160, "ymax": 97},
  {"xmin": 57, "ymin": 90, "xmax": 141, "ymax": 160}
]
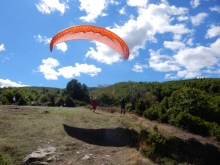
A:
[
  {"xmin": 21, "ymin": 146, "xmax": 56, "ymax": 164},
  {"xmin": 81, "ymin": 154, "xmax": 93, "ymax": 160},
  {"xmin": 32, "ymin": 161, "xmax": 49, "ymax": 165},
  {"xmin": 46, "ymin": 157, "xmax": 53, "ymax": 162}
]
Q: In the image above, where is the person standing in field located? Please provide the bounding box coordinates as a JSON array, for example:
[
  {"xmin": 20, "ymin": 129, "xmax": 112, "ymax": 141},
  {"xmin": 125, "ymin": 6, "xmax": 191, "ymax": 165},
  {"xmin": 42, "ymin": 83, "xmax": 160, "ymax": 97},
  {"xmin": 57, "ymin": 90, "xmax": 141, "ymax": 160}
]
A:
[
  {"xmin": 91, "ymin": 97, "xmax": 98, "ymax": 112},
  {"xmin": 120, "ymin": 97, "xmax": 127, "ymax": 115},
  {"xmin": 12, "ymin": 96, "xmax": 16, "ymax": 105}
]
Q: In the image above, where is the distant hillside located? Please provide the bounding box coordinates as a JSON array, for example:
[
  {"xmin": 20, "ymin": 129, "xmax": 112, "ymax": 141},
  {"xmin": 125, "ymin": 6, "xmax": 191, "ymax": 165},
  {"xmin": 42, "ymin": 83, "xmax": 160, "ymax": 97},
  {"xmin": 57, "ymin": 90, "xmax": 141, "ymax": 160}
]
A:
[{"xmin": 89, "ymin": 78, "xmax": 220, "ymax": 100}]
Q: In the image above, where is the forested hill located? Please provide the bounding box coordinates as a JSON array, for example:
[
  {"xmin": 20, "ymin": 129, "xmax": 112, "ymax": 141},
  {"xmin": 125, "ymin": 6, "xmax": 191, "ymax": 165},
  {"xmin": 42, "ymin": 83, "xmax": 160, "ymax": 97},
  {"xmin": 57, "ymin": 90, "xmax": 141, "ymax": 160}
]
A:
[{"xmin": 89, "ymin": 78, "xmax": 220, "ymax": 101}]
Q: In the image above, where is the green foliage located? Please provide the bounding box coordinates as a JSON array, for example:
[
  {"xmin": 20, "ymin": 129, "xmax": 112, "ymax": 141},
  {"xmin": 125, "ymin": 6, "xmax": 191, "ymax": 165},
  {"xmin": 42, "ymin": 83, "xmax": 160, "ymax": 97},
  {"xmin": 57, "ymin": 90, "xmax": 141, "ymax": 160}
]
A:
[
  {"xmin": 143, "ymin": 103, "xmax": 160, "ymax": 121},
  {"xmin": 66, "ymin": 79, "xmax": 90, "ymax": 103},
  {"xmin": 174, "ymin": 112, "xmax": 209, "ymax": 136},
  {"xmin": 136, "ymin": 99, "xmax": 146, "ymax": 115},
  {"xmin": 96, "ymin": 93, "xmax": 115, "ymax": 107},
  {"xmin": 40, "ymin": 95, "xmax": 48, "ymax": 103},
  {"xmin": 17, "ymin": 97, "xmax": 27, "ymax": 105},
  {"xmin": 138, "ymin": 130, "xmax": 167, "ymax": 158},
  {"xmin": 73, "ymin": 99, "xmax": 87, "ymax": 106},
  {"xmin": 0, "ymin": 153, "xmax": 10, "ymax": 165},
  {"xmin": 126, "ymin": 103, "xmax": 132, "ymax": 110},
  {"xmin": 65, "ymin": 95, "xmax": 75, "ymax": 107},
  {"xmin": 137, "ymin": 129, "xmax": 220, "ymax": 164},
  {"xmin": 168, "ymin": 87, "xmax": 211, "ymax": 119},
  {"xmin": 146, "ymin": 133, "xmax": 167, "ymax": 158}
]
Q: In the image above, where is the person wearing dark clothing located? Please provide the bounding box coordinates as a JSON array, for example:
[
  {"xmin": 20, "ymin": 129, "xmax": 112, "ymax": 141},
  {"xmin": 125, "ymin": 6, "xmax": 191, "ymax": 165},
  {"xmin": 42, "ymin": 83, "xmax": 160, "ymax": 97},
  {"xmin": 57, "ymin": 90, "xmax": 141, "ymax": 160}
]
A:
[{"xmin": 120, "ymin": 97, "xmax": 127, "ymax": 115}]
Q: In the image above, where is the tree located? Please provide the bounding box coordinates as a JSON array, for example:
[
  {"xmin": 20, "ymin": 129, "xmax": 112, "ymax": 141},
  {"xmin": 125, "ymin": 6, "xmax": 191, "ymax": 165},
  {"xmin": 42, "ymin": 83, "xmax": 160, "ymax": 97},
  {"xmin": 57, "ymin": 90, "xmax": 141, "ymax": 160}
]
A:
[
  {"xmin": 168, "ymin": 87, "xmax": 215, "ymax": 122},
  {"xmin": 47, "ymin": 92, "xmax": 57, "ymax": 106},
  {"xmin": 98, "ymin": 93, "xmax": 114, "ymax": 107},
  {"xmin": 66, "ymin": 79, "xmax": 90, "ymax": 103}
]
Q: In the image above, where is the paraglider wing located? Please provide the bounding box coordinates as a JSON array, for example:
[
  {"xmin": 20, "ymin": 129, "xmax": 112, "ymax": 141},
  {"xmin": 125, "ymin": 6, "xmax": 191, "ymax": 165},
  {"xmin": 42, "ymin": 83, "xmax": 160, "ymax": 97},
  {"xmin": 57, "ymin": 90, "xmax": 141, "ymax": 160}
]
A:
[{"xmin": 50, "ymin": 25, "xmax": 130, "ymax": 60}]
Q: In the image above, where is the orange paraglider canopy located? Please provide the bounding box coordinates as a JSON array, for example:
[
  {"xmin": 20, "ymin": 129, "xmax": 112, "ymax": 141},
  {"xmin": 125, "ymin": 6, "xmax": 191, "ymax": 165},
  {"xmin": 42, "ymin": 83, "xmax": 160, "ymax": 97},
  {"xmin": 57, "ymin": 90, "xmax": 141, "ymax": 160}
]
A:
[{"xmin": 50, "ymin": 25, "xmax": 130, "ymax": 60}]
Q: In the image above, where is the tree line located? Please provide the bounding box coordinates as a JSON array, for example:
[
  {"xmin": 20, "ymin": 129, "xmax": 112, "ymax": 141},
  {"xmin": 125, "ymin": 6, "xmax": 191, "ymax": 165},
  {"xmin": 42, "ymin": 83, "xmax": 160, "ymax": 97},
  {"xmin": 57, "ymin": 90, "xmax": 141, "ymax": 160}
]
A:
[{"xmin": 0, "ymin": 79, "xmax": 90, "ymax": 107}]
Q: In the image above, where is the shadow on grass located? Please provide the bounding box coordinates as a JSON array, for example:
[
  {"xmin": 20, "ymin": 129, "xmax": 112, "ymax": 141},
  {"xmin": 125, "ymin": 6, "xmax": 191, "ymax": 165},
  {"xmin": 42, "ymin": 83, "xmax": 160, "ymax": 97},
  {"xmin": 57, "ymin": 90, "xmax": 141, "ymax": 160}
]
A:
[
  {"xmin": 63, "ymin": 124, "xmax": 133, "ymax": 147},
  {"xmin": 63, "ymin": 124, "xmax": 220, "ymax": 164}
]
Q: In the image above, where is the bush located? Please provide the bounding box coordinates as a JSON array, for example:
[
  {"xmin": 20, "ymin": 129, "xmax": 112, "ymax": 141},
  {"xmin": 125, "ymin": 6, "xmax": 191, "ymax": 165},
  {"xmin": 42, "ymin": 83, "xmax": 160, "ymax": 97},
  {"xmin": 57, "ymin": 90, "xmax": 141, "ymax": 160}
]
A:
[
  {"xmin": 136, "ymin": 99, "xmax": 146, "ymax": 116},
  {"xmin": 171, "ymin": 112, "xmax": 209, "ymax": 136},
  {"xmin": 143, "ymin": 103, "xmax": 160, "ymax": 121},
  {"xmin": 126, "ymin": 103, "xmax": 132, "ymax": 111},
  {"xmin": 207, "ymin": 122, "xmax": 220, "ymax": 140},
  {"xmin": 168, "ymin": 87, "xmax": 214, "ymax": 122},
  {"xmin": 65, "ymin": 96, "xmax": 75, "ymax": 107},
  {"xmin": 138, "ymin": 130, "xmax": 167, "ymax": 159},
  {"xmin": 143, "ymin": 109, "xmax": 159, "ymax": 121},
  {"xmin": 17, "ymin": 97, "xmax": 27, "ymax": 105},
  {"xmin": 73, "ymin": 100, "xmax": 87, "ymax": 106}
]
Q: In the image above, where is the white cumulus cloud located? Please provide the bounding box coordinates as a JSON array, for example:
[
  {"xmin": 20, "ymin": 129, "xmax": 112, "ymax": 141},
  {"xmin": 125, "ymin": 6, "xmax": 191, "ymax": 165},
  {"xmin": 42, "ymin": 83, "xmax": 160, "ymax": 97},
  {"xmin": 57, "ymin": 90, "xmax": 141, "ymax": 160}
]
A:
[
  {"xmin": 38, "ymin": 58, "xmax": 60, "ymax": 80},
  {"xmin": 37, "ymin": 58, "xmax": 101, "ymax": 80},
  {"xmin": 190, "ymin": 13, "xmax": 208, "ymax": 26},
  {"xmin": 0, "ymin": 44, "xmax": 5, "ymax": 51},
  {"xmin": 177, "ymin": 16, "xmax": 189, "ymax": 21},
  {"xmin": 55, "ymin": 42, "xmax": 68, "ymax": 53},
  {"xmin": 119, "ymin": 6, "xmax": 126, "ymax": 14},
  {"xmin": 127, "ymin": 0, "xmax": 148, "ymax": 7},
  {"xmin": 209, "ymin": 6, "xmax": 220, "ymax": 13},
  {"xmin": 205, "ymin": 25, "xmax": 220, "ymax": 38},
  {"xmin": 132, "ymin": 63, "xmax": 148, "ymax": 72},
  {"xmin": 148, "ymin": 38, "xmax": 220, "ymax": 79},
  {"xmin": 34, "ymin": 35, "xmax": 51, "ymax": 44},
  {"xmin": 0, "ymin": 79, "xmax": 28, "ymax": 88},
  {"xmin": 34, "ymin": 35, "xmax": 68, "ymax": 53},
  {"xmin": 86, "ymin": 1, "xmax": 192, "ymax": 64},
  {"xmin": 36, "ymin": 0, "xmax": 69, "ymax": 15},
  {"xmin": 164, "ymin": 41, "xmax": 185, "ymax": 51},
  {"xmin": 190, "ymin": 0, "xmax": 200, "ymax": 8},
  {"xmin": 173, "ymin": 38, "xmax": 220, "ymax": 76},
  {"xmin": 149, "ymin": 49, "xmax": 180, "ymax": 72},
  {"xmin": 78, "ymin": 0, "xmax": 116, "ymax": 22},
  {"xmin": 58, "ymin": 63, "xmax": 101, "ymax": 78}
]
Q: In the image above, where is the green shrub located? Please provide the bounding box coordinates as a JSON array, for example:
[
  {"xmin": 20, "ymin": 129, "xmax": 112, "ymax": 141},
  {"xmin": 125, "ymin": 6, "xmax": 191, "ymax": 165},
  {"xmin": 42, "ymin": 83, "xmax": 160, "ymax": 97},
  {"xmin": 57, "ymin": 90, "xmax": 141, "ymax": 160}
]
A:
[
  {"xmin": 73, "ymin": 100, "xmax": 87, "ymax": 106},
  {"xmin": 168, "ymin": 87, "xmax": 215, "ymax": 122},
  {"xmin": 65, "ymin": 96, "xmax": 75, "ymax": 107},
  {"xmin": 171, "ymin": 112, "xmax": 209, "ymax": 136},
  {"xmin": 18, "ymin": 97, "xmax": 27, "ymax": 105},
  {"xmin": 126, "ymin": 103, "xmax": 132, "ymax": 110},
  {"xmin": 207, "ymin": 122, "xmax": 220, "ymax": 140},
  {"xmin": 136, "ymin": 99, "xmax": 146, "ymax": 115}
]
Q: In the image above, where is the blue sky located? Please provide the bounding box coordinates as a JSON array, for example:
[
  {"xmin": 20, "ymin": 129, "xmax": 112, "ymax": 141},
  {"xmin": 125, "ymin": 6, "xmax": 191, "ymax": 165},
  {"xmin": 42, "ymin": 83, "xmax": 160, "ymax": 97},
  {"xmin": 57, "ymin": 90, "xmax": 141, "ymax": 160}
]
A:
[{"xmin": 0, "ymin": 0, "xmax": 220, "ymax": 88}]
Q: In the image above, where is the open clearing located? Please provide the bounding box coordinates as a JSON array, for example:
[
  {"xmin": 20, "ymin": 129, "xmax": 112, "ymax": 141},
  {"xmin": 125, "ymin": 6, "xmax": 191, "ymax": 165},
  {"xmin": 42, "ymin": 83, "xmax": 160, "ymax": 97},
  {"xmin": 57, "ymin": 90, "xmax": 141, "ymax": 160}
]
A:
[{"xmin": 0, "ymin": 105, "xmax": 220, "ymax": 165}]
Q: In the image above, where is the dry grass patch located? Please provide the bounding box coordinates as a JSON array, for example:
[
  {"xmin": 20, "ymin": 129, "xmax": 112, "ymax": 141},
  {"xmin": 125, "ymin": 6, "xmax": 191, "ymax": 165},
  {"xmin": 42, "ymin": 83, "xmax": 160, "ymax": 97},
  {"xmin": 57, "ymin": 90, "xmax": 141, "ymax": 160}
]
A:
[{"xmin": 0, "ymin": 105, "xmax": 155, "ymax": 165}]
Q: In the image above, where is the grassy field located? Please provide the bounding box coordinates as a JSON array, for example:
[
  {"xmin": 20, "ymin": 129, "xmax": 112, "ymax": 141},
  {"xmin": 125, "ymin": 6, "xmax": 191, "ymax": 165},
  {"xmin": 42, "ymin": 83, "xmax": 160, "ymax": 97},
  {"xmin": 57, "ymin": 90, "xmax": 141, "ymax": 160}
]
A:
[
  {"xmin": 1, "ymin": 105, "xmax": 220, "ymax": 165},
  {"xmin": 0, "ymin": 105, "xmax": 155, "ymax": 165}
]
